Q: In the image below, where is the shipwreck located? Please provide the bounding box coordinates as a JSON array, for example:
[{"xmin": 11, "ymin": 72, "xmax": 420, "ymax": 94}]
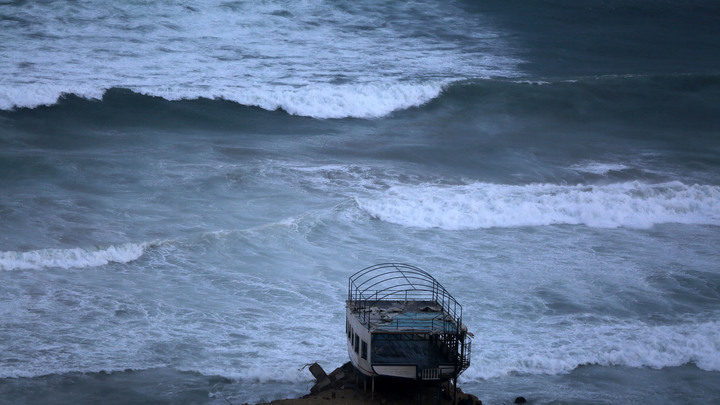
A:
[{"xmin": 346, "ymin": 263, "xmax": 472, "ymax": 392}]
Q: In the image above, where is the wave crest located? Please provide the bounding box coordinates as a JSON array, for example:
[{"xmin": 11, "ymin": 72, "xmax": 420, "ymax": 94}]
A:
[
  {"xmin": 221, "ymin": 81, "xmax": 446, "ymax": 119},
  {"xmin": 0, "ymin": 82, "xmax": 446, "ymax": 119},
  {"xmin": 0, "ymin": 242, "xmax": 150, "ymax": 271},
  {"xmin": 356, "ymin": 181, "xmax": 720, "ymax": 229}
]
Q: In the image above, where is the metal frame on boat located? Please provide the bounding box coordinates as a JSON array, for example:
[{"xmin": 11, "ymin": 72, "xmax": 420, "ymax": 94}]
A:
[{"xmin": 346, "ymin": 263, "xmax": 472, "ymax": 389}]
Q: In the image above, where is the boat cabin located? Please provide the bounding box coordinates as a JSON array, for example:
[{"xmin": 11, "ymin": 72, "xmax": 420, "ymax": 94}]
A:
[{"xmin": 346, "ymin": 263, "xmax": 472, "ymax": 384}]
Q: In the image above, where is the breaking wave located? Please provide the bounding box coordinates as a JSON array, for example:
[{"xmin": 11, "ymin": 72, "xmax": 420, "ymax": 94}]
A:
[
  {"xmin": 0, "ymin": 242, "xmax": 152, "ymax": 271},
  {"xmin": 0, "ymin": 0, "xmax": 520, "ymax": 118},
  {"xmin": 356, "ymin": 181, "xmax": 720, "ymax": 230},
  {"xmin": 0, "ymin": 82, "xmax": 447, "ymax": 119},
  {"xmin": 467, "ymin": 318, "xmax": 720, "ymax": 380}
]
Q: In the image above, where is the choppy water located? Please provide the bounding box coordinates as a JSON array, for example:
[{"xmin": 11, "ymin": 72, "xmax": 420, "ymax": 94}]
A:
[{"xmin": 2, "ymin": 1, "xmax": 720, "ymax": 404}]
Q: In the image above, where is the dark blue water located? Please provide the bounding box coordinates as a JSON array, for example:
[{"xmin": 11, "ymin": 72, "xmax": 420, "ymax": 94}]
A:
[{"xmin": 2, "ymin": 1, "xmax": 719, "ymax": 404}]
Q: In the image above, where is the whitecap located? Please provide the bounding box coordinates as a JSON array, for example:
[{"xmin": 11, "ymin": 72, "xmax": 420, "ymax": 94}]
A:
[
  {"xmin": 0, "ymin": 242, "xmax": 151, "ymax": 271},
  {"xmin": 356, "ymin": 181, "xmax": 720, "ymax": 230},
  {"xmin": 465, "ymin": 318, "xmax": 720, "ymax": 380}
]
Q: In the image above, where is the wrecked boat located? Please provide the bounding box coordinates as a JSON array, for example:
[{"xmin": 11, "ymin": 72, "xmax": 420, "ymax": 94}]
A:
[{"xmin": 346, "ymin": 263, "xmax": 472, "ymax": 385}]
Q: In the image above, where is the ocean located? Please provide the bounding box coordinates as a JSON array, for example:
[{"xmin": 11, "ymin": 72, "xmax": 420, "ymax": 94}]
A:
[{"xmin": 1, "ymin": 0, "xmax": 719, "ymax": 404}]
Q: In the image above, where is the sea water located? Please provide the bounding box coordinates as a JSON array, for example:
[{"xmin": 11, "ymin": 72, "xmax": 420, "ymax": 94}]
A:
[{"xmin": 1, "ymin": 1, "xmax": 719, "ymax": 404}]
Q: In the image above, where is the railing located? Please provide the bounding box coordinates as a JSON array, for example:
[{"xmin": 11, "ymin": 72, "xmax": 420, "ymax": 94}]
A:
[
  {"xmin": 420, "ymin": 368, "xmax": 440, "ymax": 380},
  {"xmin": 370, "ymin": 315, "xmax": 455, "ymax": 333},
  {"xmin": 461, "ymin": 340, "xmax": 472, "ymax": 372},
  {"xmin": 348, "ymin": 263, "xmax": 463, "ymax": 336}
]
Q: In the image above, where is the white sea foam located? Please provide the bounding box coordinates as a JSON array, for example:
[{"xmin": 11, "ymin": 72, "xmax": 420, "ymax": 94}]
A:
[
  {"xmin": 465, "ymin": 318, "xmax": 720, "ymax": 380},
  {"xmin": 205, "ymin": 81, "xmax": 447, "ymax": 119},
  {"xmin": 0, "ymin": 242, "xmax": 150, "ymax": 271},
  {"xmin": 0, "ymin": 83, "xmax": 105, "ymax": 111},
  {"xmin": 570, "ymin": 162, "xmax": 631, "ymax": 175},
  {"xmin": 0, "ymin": 76, "xmax": 447, "ymax": 119},
  {"xmin": 356, "ymin": 181, "xmax": 720, "ymax": 229},
  {"xmin": 0, "ymin": 0, "xmax": 520, "ymax": 117}
]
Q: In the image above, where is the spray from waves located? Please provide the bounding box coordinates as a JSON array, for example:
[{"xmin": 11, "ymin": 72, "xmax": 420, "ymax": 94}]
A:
[
  {"xmin": 0, "ymin": 242, "xmax": 154, "ymax": 271},
  {"xmin": 356, "ymin": 181, "xmax": 720, "ymax": 230},
  {"xmin": 466, "ymin": 318, "xmax": 720, "ymax": 380}
]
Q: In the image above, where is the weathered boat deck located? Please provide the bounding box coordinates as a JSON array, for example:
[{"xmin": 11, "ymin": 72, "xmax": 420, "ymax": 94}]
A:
[{"xmin": 351, "ymin": 300, "xmax": 457, "ymax": 334}]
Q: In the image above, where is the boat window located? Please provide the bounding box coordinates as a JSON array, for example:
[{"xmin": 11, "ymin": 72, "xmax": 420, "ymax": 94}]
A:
[
  {"xmin": 354, "ymin": 334, "xmax": 359, "ymax": 353},
  {"xmin": 361, "ymin": 340, "xmax": 367, "ymax": 360}
]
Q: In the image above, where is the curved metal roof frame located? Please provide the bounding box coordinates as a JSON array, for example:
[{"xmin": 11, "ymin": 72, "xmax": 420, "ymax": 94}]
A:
[{"xmin": 349, "ymin": 263, "xmax": 461, "ymax": 321}]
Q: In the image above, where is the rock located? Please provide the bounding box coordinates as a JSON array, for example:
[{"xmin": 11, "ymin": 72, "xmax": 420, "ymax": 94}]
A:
[
  {"xmin": 514, "ymin": 396, "xmax": 526, "ymax": 404},
  {"xmin": 309, "ymin": 363, "xmax": 328, "ymax": 381},
  {"xmin": 327, "ymin": 367, "xmax": 346, "ymax": 387},
  {"xmin": 303, "ymin": 361, "xmax": 486, "ymax": 405},
  {"xmin": 458, "ymin": 392, "xmax": 482, "ymax": 405},
  {"xmin": 308, "ymin": 363, "xmax": 332, "ymax": 394}
]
